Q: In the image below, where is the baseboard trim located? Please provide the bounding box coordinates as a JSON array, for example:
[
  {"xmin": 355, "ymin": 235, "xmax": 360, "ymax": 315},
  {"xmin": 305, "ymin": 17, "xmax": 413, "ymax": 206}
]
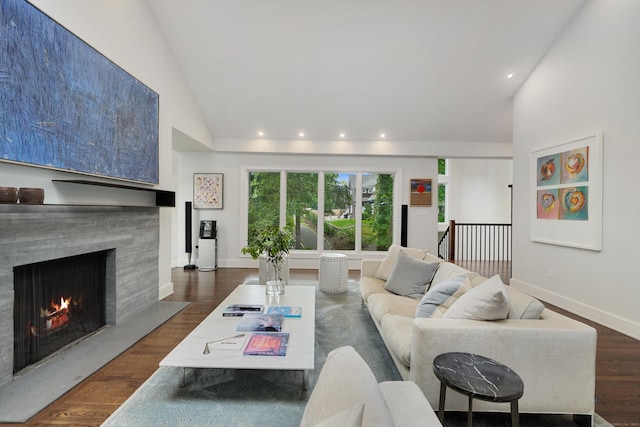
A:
[
  {"xmin": 159, "ymin": 281, "xmax": 174, "ymax": 300},
  {"xmin": 510, "ymin": 278, "xmax": 640, "ymax": 341}
]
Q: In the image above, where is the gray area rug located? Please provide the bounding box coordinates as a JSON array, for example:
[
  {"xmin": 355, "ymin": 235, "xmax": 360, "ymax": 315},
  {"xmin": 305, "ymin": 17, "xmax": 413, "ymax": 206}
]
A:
[{"xmin": 102, "ymin": 282, "xmax": 610, "ymax": 427}]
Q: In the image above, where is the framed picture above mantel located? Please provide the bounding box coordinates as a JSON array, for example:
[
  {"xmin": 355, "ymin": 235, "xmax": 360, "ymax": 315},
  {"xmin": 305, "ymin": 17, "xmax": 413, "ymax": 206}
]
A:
[
  {"xmin": 530, "ymin": 132, "xmax": 603, "ymax": 251},
  {"xmin": 0, "ymin": 0, "xmax": 159, "ymax": 185}
]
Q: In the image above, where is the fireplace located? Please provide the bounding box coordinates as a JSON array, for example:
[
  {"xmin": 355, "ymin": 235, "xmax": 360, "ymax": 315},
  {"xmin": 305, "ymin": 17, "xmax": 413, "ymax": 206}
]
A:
[
  {"xmin": 0, "ymin": 205, "xmax": 163, "ymax": 422},
  {"xmin": 13, "ymin": 251, "xmax": 108, "ymax": 374},
  {"xmin": 1, "ymin": 205, "xmax": 159, "ymax": 387}
]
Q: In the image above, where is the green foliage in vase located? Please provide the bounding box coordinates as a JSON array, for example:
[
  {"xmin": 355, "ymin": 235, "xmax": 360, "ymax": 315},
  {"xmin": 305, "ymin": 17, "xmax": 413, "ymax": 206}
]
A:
[{"xmin": 241, "ymin": 225, "xmax": 294, "ymax": 282}]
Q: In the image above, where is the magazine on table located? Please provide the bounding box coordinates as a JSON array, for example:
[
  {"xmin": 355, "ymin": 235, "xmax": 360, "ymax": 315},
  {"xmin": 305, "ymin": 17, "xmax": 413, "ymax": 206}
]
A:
[
  {"xmin": 243, "ymin": 332, "xmax": 290, "ymax": 356},
  {"xmin": 222, "ymin": 304, "xmax": 264, "ymax": 317},
  {"xmin": 236, "ymin": 313, "xmax": 284, "ymax": 332},
  {"xmin": 266, "ymin": 306, "xmax": 302, "ymax": 318}
]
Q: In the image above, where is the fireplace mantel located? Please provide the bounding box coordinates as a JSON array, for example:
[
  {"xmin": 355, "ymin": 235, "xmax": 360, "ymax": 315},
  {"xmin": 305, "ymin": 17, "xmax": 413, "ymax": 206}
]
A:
[{"xmin": 53, "ymin": 179, "xmax": 175, "ymax": 207}]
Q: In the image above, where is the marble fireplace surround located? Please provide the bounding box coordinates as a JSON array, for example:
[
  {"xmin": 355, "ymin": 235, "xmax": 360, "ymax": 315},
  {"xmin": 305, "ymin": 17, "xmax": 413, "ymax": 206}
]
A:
[{"xmin": 0, "ymin": 204, "xmax": 176, "ymax": 421}]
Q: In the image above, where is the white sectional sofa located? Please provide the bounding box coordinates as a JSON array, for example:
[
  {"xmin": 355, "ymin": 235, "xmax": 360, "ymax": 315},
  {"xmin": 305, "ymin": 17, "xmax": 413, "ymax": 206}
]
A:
[
  {"xmin": 300, "ymin": 346, "xmax": 442, "ymax": 427},
  {"xmin": 359, "ymin": 245, "xmax": 597, "ymax": 422}
]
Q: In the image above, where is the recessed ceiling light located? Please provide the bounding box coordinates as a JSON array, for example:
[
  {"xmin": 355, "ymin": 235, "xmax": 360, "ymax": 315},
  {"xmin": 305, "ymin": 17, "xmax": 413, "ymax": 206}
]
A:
[
  {"xmin": 258, "ymin": 131, "xmax": 264, "ymax": 137},
  {"xmin": 299, "ymin": 132, "xmax": 305, "ymax": 137},
  {"xmin": 506, "ymin": 73, "xmax": 514, "ymax": 79},
  {"xmin": 380, "ymin": 133, "xmax": 386, "ymax": 139},
  {"xmin": 339, "ymin": 133, "xmax": 345, "ymax": 138}
]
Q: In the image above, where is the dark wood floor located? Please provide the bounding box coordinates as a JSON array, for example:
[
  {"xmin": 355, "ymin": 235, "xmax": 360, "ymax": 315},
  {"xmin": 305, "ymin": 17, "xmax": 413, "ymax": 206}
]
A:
[{"xmin": 7, "ymin": 267, "xmax": 640, "ymax": 426}]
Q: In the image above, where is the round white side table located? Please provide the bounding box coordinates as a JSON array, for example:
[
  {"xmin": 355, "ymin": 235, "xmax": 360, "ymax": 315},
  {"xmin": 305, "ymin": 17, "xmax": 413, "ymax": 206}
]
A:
[{"xmin": 319, "ymin": 253, "xmax": 348, "ymax": 293}]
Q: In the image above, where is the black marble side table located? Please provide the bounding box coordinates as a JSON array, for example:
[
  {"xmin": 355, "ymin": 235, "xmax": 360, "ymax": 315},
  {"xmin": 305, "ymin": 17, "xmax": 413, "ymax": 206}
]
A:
[{"xmin": 433, "ymin": 352, "xmax": 524, "ymax": 427}]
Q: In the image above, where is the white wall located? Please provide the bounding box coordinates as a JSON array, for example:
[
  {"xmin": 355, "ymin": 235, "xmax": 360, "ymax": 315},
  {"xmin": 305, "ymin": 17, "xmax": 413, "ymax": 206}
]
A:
[
  {"xmin": 512, "ymin": 0, "xmax": 640, "ymax": 339},
  {"xmin": 172, "ymin": 151, "xmax": 439, "ymax": 270},
  {"xmin": 448, "ymin": 159, "xmax": 513, "ymax": 223},
  {"xmin": 0, "ymin": 0, "xmax": 214, "ymax": 299}
]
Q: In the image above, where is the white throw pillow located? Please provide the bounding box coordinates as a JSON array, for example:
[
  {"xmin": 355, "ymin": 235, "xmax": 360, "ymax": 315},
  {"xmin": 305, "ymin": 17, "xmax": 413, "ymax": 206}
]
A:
[
  {"xmin": 443, "ymin": 274, "xmax": 510, "ymax": 320},
  {"xmin": 314, "ymin": 404, "xmax": 364, "ymax": 427},
  {"xmin": 383, "ymin": 251, "xmax": 440, "ymax": 298},
  {"xmin": 423, "ymin": 252, "xmax": 442, "ymax": 263},
  {"xmin": 431, "ymin": 261, "xmax": 469, "ymax": 285},
  {"xmin": 374, "ymin": 244, "xmax": 427, "ymax": 281}
]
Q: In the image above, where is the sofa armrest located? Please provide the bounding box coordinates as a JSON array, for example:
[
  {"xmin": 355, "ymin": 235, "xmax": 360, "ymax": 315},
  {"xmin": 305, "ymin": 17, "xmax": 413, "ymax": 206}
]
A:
[
  {"xmin": 409, "ymin": 310, "xmax": 597, "ymax": 415},
  {"xmin": 379, "ymin": 381, "xmax": 442, "ymax": 426},
  {"xmin": 361, "ymin": 259, "xmax": 381, "ymax": 278}
]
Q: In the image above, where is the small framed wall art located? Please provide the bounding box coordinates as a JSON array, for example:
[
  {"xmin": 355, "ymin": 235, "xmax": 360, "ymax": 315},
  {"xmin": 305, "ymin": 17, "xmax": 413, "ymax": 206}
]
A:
[
  {"xmin": 530, "ymin": 132, "xmax": 603, "ymax": 251},
  {"xmin": 410, "ymin": 178, "xmax": 432, "ymax": 206},
  {"xmin": 193, "ymin": 173, "xmax": 223, "ymax": 209}
]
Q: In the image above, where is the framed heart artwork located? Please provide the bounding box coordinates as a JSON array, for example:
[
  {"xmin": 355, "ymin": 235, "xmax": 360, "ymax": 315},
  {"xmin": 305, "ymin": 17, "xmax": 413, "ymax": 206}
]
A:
[{"xmin": 530, "ymin": 132, "xmax": 603, "ymax": 251}]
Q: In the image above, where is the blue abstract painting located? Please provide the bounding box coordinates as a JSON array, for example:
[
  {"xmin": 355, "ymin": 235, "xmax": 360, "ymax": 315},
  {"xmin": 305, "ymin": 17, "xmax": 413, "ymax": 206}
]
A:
[{"xmin": 0, "ymin": 0, "xmax": 159, "ymax": 184}]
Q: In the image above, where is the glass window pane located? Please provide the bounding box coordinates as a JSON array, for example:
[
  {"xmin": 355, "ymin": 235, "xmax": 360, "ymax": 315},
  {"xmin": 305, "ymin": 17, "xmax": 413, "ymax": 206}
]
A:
[
  {"xmin": 247, "ymin": 171, "xmax": 280, "ymax": 244},
  {"xmin": 438, "ymin": 158, "xmax": 446, "ymax": 175},
  {"xmin": 438, "ymin": 183, "xmax": 446, "ymax": 223},
  {"xmin": 324, "ymin": 173, "xmax": 356, "ymax": 250},
  {"xmin": 286, "ymin": 172, "xmax": 318, "ymax": 250},
  {"xmin": 362, "ymin": 173, "xmax": 394, "ymax": 251}
]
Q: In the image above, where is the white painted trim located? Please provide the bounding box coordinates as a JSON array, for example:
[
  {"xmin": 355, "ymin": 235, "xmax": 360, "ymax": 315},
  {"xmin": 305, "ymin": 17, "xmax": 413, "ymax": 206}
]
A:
[
  {"xmin": 212, "ymin": 138, "xmax": 513, "ymax": 159},
  {"xmin": 159, "ymin": 282, "xmax": 174, "ymax": 300},
  {"xmin": 510, "ymin": 278, "xmax": 640, "ymax": 341}
]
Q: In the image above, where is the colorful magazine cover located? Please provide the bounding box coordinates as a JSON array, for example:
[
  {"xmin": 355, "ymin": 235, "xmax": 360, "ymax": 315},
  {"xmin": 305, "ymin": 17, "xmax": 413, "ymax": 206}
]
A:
[
  {"xmin": 266, "ymin": 306, "xmax": 302, "ymax": 318},
  {"xmin": 236, "ymin": 313, "xmax": 284, "ymax": 332},
  {"xmin": 243, "ymin": 332, "xmax": 289, "ymax": 356}
]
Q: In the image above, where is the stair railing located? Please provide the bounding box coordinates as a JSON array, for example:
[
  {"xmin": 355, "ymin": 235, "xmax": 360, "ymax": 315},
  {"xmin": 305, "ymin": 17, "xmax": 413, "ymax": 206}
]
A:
[{"xmin": 438, "ymin": 220, "xmax": 512, "ymax": 263}]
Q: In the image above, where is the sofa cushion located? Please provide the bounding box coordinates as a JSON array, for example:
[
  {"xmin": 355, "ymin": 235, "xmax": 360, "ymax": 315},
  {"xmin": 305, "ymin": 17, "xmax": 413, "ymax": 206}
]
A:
[
  {"xmin": 313, "ymin": 404, "xmax": 364, "ymax": 427},
  {"xmin": 299, "ymin": 346, "xmax": 395, "ymax": 427},
  {"xmin": 506, "ymin": 286, "xmax": 545, "ymax": 319},
  {"xmin": 423, "ymin": 252, "xmax": 442, "ymax": 263},
  {"xmin": 443, "ymin": 274, "xmax": 510, "ymax": 320},
  {"xmin": 368, "ymin": 293, "xmax": 420, "ymax": 321},
  {"xmin": 359, "ymin": 275, "xmax": 391, "ymax": 302},
  {"xmin": 379, "ymin": 314, "xmax": 414, "ymax": 367},
  {"xmin": 431, "ymin": 261, "xmax": 470, "ymax": 285},
  {"xmin": 374, "ymin": 244, "xmax": 427, "ymax": 281},
  {"xmin": 415, "ymin": 274, "xmax": 468, "ymax": 318},
  {"xmin": 383, "ymin": 251, "xmax": 440, "ymax": 298}
]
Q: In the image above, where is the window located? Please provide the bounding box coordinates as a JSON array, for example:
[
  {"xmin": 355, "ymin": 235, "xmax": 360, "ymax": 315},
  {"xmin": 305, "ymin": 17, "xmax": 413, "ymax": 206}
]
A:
[
  {"xmin": 361, "ymin": 173, "xmax": 394, "ymax": 251},
  {"xmin": 247, "ymin": 171, "xmax": 280, "ymax": 238},
  {"xmin": 286, "ymin": 172, "xmax": 318, "ymax": 250},
  {"xmin": 438, "ymin": 159, "xmax": 448, "ymax": 224},
  {"xmin": 245, "ymin": 169, "xmax": 396, "ymax": 253},
  {"xmin": 324, "ymin": 173, "xmax": 356, "ymax": 250}
]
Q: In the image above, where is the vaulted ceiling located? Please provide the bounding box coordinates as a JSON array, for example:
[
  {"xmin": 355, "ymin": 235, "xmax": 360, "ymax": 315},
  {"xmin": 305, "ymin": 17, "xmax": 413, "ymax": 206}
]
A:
[{"xmin": 148, "ymin": 0, "xmax": 585, "ymax": 149}]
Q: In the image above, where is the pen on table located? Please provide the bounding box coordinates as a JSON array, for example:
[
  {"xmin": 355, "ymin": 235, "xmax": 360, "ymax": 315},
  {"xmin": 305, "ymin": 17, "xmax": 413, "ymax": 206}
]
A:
[{"xmin": 203, "ymin": 334, "xmax": 245, "ymax": 354}]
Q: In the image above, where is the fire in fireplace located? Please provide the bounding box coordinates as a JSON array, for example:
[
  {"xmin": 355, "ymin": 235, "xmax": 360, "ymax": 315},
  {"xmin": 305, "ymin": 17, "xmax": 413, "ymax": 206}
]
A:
[{"xmin": 13, "ymin": 251, "xmax": 108, "ymax": 374}]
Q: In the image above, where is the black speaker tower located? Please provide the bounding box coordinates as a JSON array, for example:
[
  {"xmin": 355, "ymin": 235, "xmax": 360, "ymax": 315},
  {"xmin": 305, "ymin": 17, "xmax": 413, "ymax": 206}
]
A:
[
  {"xmin": 401, "ymin": 204, "xmax": 408, "ymax": 247},
  {"xmin": 184, "ymin": 201, "xmax": 196, "ymax": 270}
]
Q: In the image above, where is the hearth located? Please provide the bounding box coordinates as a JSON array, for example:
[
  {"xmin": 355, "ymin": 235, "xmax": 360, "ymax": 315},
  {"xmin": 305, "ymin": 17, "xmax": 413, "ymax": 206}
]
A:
[{"xmin": 13, "ymin": 251, "xmax": 108, "ymax": 374}]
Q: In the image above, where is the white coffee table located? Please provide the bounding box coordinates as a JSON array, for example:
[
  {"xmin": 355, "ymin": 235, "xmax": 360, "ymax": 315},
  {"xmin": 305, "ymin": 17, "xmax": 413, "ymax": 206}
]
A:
[{"xmin": 159, "ymin": 284, "xmax": 316, "ymax": 389}]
